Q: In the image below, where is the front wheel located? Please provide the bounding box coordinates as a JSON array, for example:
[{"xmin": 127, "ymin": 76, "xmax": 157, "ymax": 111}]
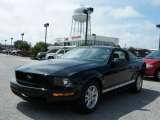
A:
[
  {"xmin": 48, "ymin": 56, "xmax": 54, "ymax": 59},
  {"xmin": 76, "ymin": 80, "xmax": 100, "ymax": 114},
  {"xmin": 154, "ymin": 68, "xmax": 160, "ymax": 81},
  {"xmin": 132, "ymin": 74, "xmax": 143, "ymax": 93}
]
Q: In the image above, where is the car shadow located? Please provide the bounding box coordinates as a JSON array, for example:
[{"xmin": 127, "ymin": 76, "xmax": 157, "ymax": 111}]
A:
[{"xmin": 16, "ymin": 88, "xmax": 160, "ymax": 120}]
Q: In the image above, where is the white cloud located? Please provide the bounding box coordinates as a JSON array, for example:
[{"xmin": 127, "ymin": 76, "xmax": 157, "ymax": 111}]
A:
[
  {"xmin": 0, "ymin": 0, "xmax": 158, "ymax": 50},
  {"xmin": 119, "ymin": 33, "xmax": 158, "ymax": 49},
  {"xmin": 109, "ymin": 6, "xmax": 140, "ymax": 18},
  {"xmin": 0, "ymin": 0, "xmax": 78, "ymax": 45},
  {"xmin": 92, "ymin": 22, "xmax": 158, "ymax": 49},
  {"xmin": 95, "ymin": 6, "xmax": 140, "ymax": 19},
  {"xmin": 152, "ymin": 0, "xmax": 160, "ymax": 5}
]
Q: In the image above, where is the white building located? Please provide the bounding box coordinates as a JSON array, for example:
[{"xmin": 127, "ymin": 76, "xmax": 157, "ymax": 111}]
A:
[{"xmin": 55, "ymin": 34, "xmax": 119, "ymax": 47}]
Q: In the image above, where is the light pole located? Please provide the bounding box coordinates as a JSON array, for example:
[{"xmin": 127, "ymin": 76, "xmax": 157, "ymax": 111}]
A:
[
  {"xmin": 83, "ymin": 7, "xmax": 94, "ymax": 45},
  {"xmin": 5, "ymin": 40, "xmax": 7, "ymax": 49},
  {"xmin": 11, "ymin": 38, "xmax": 13, "ymax": 48},
  {"xmin": 44, "ymin": 23, "xmax": 49, "ymax": 51},
  {"xmin": 156, "ymin": 24, "xmax": 160, "ymax": 50},
  {"xmin": 92, "ymin": 34, "xmax": 96, "ymax": 45},
  {"xmin": 21, "ymin": 33, "xmax": 24, "ymax": 41}
]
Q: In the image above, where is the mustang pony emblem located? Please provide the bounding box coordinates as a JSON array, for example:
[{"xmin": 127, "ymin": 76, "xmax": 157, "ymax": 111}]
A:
[{"xmin": 27, "ymin": 75, "xmax": 32, "ymax": 79}]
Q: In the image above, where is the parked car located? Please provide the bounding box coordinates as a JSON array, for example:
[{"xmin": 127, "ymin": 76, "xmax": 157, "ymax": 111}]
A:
[
  {"xmin": 1, "ymin": 49, "xmax": 8, "ymax": 54},
  {"xmin": 0, "ymin": 49, "xmax": 11, "ymax": 54},
  {"xmin": 11, "ymin": 50, "xmax": 18, "ymax": 55},
  {"xmin": 128, "ymin": 48, "xmax": 151, "ymax": 58},
  {"xmin": 16, "ymin": 50, "xmax": 31, "ymax": 57},
  {"xmin": 10, "ymin": 46, "xmax": 146, "ymax": 113},
  {"xmin": 144, "ymin": 50, "xmax": 160, "ymax": 80},
  {"xmin": 36, "ymin": 49, "xmax": 59, "ymax": 60},
  {"xmin": 45, "ymin": 49, "xmax": 70, "ymax": 60}
]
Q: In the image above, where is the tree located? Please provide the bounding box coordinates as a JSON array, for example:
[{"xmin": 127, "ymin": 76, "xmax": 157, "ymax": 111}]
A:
[
  {"xmin": 14, "ymin": 40, "xmax": 22, "ymax": 49},
  {"xmin": 14, "ymin": 40, "xmax": 31, "ymax": 50},
  {"xmin": 31, "ymin": 42, "xmax": 46, "ymax": 58}
]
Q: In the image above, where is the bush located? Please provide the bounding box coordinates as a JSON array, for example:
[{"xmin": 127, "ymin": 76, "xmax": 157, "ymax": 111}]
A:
[
  {"xmin": 14, "ymin": 40, "xmax": 31, "ymax": 50},
  {"xmin": 31, "ymin": 42, "xmax": 46, "ymax": 59}
]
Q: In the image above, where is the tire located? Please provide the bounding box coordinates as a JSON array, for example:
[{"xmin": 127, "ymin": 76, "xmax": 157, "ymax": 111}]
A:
[
  {"xmin": 154, "ymin": 68, "xmax": 160, "ymax": 81},
  {"xmin": 48, "ymin": 56, "xmax": 54, "ymax": 59},
  {"xmin": 40, "ymin": 56, "xmax": 45, "ymax": 60},
  {"xmin": 132, "ymin": 74, "xmax": 143, "ymax": 93},
  {"xmin": 76, "ymin": 80, "xmax": 100, "ymax": 114}
]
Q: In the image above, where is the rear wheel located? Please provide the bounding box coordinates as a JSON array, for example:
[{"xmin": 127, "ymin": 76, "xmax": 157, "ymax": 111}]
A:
[
  {"xmin": 154, "ymin": 68, "xmax": 160, "ymax": 81},
  {"xmin": 132, "ymin": 74, "xmax": 143, "ymax": 93},
  {"xmin": 76, "ymin": 80, "xmax": 100, "ymax": 114},
  {"xmin": 40, "ymin": 56, "xmax": 45, "ymax": 60}
]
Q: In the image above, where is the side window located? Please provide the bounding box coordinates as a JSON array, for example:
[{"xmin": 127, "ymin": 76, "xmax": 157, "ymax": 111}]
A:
[
  {"xmin": 65, "ymin": 50, "xmax": 70, "ymax": 53},
  {"xmin": 58, "ymin": 50, "xmax": 64, "ymax": 54},
  {"xmin": 112, "ymin": 50, "xmax": 128, "ymax": 61}
]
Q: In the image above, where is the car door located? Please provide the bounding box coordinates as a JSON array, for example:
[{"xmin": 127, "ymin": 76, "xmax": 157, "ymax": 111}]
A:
[
  {"xmin": 57, "ymin": 49, "xmax": 65, "ymax": 58},
  {"xmin": 103, "ymin": 49, "xmax": 134, "ymax": 88}
]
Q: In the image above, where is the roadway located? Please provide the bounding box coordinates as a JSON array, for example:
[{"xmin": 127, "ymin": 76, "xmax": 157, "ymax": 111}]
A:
[{"xmin": 0, "ymin": 54, "xmax": 160, "ymax": 120}]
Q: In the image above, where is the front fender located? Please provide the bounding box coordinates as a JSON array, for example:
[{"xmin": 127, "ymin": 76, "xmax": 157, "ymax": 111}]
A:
[{"xmin": 70, "ymin": 70, "xmax": 103, "ymax": 92}]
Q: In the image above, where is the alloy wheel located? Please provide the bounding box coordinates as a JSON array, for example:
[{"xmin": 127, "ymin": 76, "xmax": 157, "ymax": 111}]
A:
[
  {"xmin": 136, "ymin": 75, "xmax": 143, "ymax": 91},
  {"xmin": 85, "ymin": 85, "xmax": 98, "ymax": 109}
]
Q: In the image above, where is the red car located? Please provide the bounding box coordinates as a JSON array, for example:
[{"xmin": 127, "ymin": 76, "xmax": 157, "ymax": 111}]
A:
[
  {"xmin": 128, "ymin": 48, "xmax": 151, "ymax": 58},
  {"xmin": 17, "ymin": 50, "xmax": 31, "ymax": 57},
  {"xmin": 144, "ymin": 50, "xmax": 160, "ymax": 80}
]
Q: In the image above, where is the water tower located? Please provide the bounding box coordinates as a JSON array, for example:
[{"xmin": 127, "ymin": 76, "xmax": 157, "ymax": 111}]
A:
[{"xmin": 70, "ymin": 6, "xmax": 93, "ymax": 36}]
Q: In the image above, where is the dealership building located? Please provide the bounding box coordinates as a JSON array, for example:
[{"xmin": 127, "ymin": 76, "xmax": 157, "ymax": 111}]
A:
[{"xmin": 55, "ymin": 35, "xmax": 119, "ymax": 47}]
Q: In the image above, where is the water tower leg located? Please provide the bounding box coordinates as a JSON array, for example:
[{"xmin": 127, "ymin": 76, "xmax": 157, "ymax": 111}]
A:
[
  {"xmin": 83, "ymin": 22, "xmax": 85, "ymax": 35},
  {"xmin": 77, "ymin": 19, "xmax": 80, "ymax": 35},
  {"xmin": 73, "ymin": 21, "xmax": 76, "ymax": 35},
  {"xmin": 80, "ymin": 23, "xmax": 82, "ymax": 35},
  {"xmin": 89, "ymin": 19, "xmax": 91, "ymax": 35},
  {"xmin": 70, "ymin": 18, "xmax": 74, "ymax": 36}
]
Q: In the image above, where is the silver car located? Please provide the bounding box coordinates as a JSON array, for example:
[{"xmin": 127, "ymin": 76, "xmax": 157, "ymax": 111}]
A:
[{"xmin": 45, "ymin": 49, "xmax": 70, "ymax": 59}]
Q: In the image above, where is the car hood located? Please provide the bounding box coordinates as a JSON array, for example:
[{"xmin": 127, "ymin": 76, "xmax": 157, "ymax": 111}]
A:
[
  {"xmin": 143, "ymin": 58, "xmax": 160, "ymax": 64},
  {"xmin": 16, "ymin": 59, "xmax": 102, "ymax": 77},
  {"xmin": 39, "ymin": 52, "xmax": 47, "ymax": 54}
]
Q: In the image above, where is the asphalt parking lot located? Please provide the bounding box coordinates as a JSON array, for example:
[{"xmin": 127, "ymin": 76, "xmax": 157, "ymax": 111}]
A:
[{"xmin": 0, "ymin": 54, "xmax": 160, "ymax": 120}]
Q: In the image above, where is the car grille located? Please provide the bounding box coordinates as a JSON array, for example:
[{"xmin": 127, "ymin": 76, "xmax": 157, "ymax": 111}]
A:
[{"xmin": 15, "ymin": 71, "xmax": 51, "ymax": 88}]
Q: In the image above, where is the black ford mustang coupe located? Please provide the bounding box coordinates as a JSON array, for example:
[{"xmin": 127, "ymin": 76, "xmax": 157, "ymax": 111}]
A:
[{"xmin": 10, "ymin": 46, "xmax": 146, "ymax": 113}]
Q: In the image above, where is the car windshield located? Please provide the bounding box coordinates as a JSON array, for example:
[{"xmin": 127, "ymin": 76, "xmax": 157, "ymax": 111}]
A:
[
  {"xmin": 47, "ymin": 49, "xmax": 58, "ymax": 53},
  {"xmin": 61, "ymin": 47, "xmax": 111, "ymax": 62},
  {"xmin": 145, "ymin": 50, "xmax": 160, "ymax": 59}
]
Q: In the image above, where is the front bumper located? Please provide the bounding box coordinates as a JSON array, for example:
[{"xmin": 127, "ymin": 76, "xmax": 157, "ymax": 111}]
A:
[{"xmin": 10, "ymin": 79, "xmax": 79, "ymax": 103}]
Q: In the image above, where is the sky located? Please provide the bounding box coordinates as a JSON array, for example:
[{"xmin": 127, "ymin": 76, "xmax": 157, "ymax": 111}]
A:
[{"xmin": 0, "ymin": 0, "xmax": 160, "ymax": 49}]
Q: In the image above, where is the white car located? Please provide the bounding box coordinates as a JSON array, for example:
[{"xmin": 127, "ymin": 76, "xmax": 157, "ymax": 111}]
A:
[{"xmin": 45, "ymin": 49, "xmax": 70, "ymax": 60}]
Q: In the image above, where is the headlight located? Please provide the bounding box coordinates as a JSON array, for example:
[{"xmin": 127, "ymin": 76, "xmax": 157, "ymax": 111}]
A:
[
  {"xmin": 146, "ymin": 64, "xmax": 153, "ymax": 68},
  {"xmin": 52, "ymin": 77, "xmax": 73, "ymax": 88}
]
